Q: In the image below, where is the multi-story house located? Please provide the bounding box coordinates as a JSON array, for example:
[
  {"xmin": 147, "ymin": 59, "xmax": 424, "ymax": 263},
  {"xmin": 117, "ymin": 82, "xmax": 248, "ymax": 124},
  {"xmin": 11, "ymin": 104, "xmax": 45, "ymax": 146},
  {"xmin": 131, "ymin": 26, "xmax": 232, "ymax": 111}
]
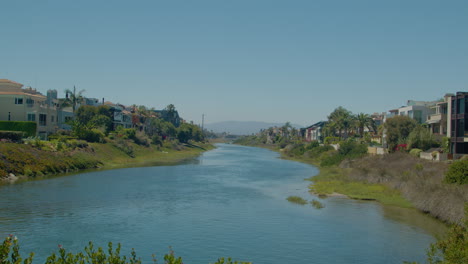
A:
[
  {"xmin": 426, "ymin": 95, "xmax": 451, "ymax": 136},
  {"xmin": 104, "ymin": 102, "xmax": 133, "ymax": 129},
  {"xmin": 448, "ymin": 92, "xmax": 468, "ymax": 157},
  {"xmin": 0, "ymin": 79, "xmax": 58, "ymax": 138},
  {"xmin": 391, "ymin": 100, "xmax": 435, "ymax": 124},
  {"xmin": 304, "ymin": 121, "xmax": 327, "ymax": 142}
]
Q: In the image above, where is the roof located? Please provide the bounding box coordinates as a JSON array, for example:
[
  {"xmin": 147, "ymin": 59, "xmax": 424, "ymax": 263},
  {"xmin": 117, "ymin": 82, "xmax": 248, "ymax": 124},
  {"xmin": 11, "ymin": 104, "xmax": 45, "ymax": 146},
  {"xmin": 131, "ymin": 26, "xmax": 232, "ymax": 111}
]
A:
[
  {"xmin": 0, "ymin": 90, "xmax": 46, "ymax": 99},
  {"xmin": 304, "ymin": 121, "xmax": 327, "ymax": 129},
  {"xmin": 0, "ymin": 79, "xmax": 23, "ymax": 86}
]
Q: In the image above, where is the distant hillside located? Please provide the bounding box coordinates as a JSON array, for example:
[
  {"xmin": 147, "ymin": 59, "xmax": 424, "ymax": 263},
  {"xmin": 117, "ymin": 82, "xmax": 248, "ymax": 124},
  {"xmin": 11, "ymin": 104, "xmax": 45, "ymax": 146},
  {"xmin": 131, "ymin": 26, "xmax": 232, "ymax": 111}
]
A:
[{"xmin": 205, "ymin": 121, "xmax": 303, "ymax": 135}]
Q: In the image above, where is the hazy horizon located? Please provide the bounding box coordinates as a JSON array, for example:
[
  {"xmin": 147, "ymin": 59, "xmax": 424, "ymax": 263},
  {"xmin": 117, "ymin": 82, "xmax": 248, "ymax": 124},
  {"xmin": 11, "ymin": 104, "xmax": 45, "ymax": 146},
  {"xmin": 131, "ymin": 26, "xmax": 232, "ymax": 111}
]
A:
[{"xmin": 1, "ymin": 0, "xmax": 467, "ymax": 125}]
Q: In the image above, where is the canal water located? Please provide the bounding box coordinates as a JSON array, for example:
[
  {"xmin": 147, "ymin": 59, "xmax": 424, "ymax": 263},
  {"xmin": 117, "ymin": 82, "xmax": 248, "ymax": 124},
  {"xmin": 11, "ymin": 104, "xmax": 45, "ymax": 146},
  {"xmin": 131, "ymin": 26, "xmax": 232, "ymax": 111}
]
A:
[{"xmin": 0, "ymin": 144, "xmax": 444, "ymax": 263}]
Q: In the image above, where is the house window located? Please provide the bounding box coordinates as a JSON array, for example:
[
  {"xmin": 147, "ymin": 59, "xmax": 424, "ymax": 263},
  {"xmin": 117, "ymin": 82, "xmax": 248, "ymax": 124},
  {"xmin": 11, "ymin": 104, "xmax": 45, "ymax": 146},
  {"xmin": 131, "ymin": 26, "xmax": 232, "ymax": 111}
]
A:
[
  {"xmin": 27, "ymin": 113, "xmax": 36, "ymax": 122},
  {"xmin": 15, "ymin": 98, "xmax": 23, "ymax": 104},
  {"xmin": 51, "ymin": 115, "xmax": 55, "ymax": 123},
  {"xmin": 65, "ymin": 116, "xmax": 72, "ymax": 122},
  {"xmin": 26, "ymin": 98, "xmax": 34, "ymax": 106},
  {"xmin": 457, "ymin": 119, "xmax": 464, "ymax": 137},
  {"xmin": 413, "ymin": 110, "xmax": 422, "ymax": 123},
  {"xmin": 457, "ymin": 98, "xmax": 465, "ymax": 114},
  {"xmin": 39, "ymin": 114, "xmax": 47, "ymax": 126}
]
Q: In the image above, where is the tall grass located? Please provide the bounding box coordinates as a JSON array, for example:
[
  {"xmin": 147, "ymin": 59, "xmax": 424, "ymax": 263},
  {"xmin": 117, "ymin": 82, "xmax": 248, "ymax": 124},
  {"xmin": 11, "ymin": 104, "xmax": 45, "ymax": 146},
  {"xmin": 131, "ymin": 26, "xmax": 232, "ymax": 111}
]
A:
[{"xmin": 346, "ymin": 153, "xmax": 468, "ymax": 225}]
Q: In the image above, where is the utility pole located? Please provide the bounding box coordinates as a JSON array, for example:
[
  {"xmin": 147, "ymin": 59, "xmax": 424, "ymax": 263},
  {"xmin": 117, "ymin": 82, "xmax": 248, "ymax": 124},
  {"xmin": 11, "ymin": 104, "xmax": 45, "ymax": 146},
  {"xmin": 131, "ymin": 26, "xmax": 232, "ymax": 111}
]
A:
[{"xmin": 201, "ymin": 114, "xmax": 205, "ymax": 132}]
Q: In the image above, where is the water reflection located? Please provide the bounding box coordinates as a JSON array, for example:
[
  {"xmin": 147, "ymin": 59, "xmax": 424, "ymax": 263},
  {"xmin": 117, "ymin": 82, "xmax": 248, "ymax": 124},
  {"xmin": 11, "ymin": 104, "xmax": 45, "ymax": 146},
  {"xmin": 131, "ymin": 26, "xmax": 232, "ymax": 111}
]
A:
[{"xmin": 382, "ymin": 205, "xmax": 448, "ymax": 238}]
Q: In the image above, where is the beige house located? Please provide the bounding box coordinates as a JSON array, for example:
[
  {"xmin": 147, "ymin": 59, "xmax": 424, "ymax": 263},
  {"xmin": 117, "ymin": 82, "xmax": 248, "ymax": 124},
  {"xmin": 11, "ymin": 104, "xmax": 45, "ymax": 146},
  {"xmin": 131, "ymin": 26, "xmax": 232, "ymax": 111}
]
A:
[
  {"xmin": 426, "ymin": 95, "xmax": 451, "ymax": 136},
  {"xmin": 0, "ymin": 79, "xmax": 58, "ymax": 138}
]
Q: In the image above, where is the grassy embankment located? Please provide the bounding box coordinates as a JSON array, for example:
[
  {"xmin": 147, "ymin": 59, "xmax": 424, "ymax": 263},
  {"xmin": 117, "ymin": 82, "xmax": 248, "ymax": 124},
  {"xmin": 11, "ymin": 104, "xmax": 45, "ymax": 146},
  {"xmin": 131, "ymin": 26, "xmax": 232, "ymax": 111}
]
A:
[
  {"xmin": 235, "ymin": 137, "xmax": 410, "ymax": 207},
  {"xmin": 0, "ymin": 140, "xmax": 213, "ymax": 184},
  {"xmin": 235, "ymin": 137, "xmax": 467, "ymax": 224}
]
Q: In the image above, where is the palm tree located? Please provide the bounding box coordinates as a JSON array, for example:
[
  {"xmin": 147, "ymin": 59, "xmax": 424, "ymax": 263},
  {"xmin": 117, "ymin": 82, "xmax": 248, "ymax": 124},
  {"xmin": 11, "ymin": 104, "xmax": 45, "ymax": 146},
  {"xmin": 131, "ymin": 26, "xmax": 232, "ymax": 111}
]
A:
[
  {"xmin": 328, "ymin": 107, "xmax": 353, "ymax": 139},
  {"xmin": 355, "ymin": 113, "xmax": 374, "ymax": 138},
  {"xmin": 63, "ymin": 86, "xmax": 85, "ymax": 113}
]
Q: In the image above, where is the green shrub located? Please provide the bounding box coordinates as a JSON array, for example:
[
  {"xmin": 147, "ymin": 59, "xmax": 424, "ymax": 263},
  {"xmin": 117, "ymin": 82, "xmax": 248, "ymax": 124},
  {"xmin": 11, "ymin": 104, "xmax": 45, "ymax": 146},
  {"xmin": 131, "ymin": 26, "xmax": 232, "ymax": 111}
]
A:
[
  {"xmin": 310, "ymin": 199, "xmax": 325, "ymax": 209},
  {"xmin": 0, "ymin": 131, "xmax": 24, "ymax": 142},
  {"xmin": 414, "ymin": 163, "xmax": 424, "ymax": 171},
  {"xmin": 324, "ymin": 137, "xmax": 340, "ymax": 144},
  {"xmin": 285, "ymin": 143, "xmax": 306, "ymax": 156},
  {"xmin": 113, "ymin": 139, "xmax": 135, "ymax": 158},
  {"xmin": 133, "ymin": 131, "xmax": 150, "ymax": 147},
  {"xmin": 286, "ymin": 196, "xmax": 308, "ymax": 205},
  {"xmin": 0, "ymin": 121, "xmax": 36, "ymax": 137},
  {"xmin": 0, "ymin": 236, "xmax": 252, "ymax": 264},
  {"xmin": 152, "ymin": 135, "xmax": 163, "ymax": 146},
  {"xmin": 47, "ymin": 135, "xmax": 78, "ymax": 141},
  {"xmin": 338, "ymin": 141, "xmax": 368, "ymax": 159},
  {"xmin": 81, "ymin": 129, "xmax": 105, "ymax": 143},
  {"xmin": 306, "ymin": 145, "xmax": 334, "ymax": 158},
  {"xmin": 320, "ymin": 153, "xmax": 344, "ymax": 167},
  {"xmin": 409, "ymin": 148, "xmax": 423, "ymax": 157},
  {"xmin": 445, "ymin": 159, "xmax": 468, "ymax": 185},
  {"xmin": 305, "ymin": 141, "xmax": 320, "ymax": 150}
]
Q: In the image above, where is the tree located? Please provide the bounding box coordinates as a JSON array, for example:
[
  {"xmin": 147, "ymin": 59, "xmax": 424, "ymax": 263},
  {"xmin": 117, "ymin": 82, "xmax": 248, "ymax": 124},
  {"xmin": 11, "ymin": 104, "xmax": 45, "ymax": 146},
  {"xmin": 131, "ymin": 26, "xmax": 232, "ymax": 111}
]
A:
[
  {"xmin": 407, "ymin": 125, "xmax": 437, "ymax": 151},
  {"xmin": 355, "ymin": 113, "xmax": 374, "ymax": 138},
  {"xmin": 327, "ymin": 107, "xmax": 354, "ymax": 139},
  {"xmin": 445, "ymin": 159, "xmax": 468, "ymax": 185},
  {"xmin": 162, "ymin": 104, "xmax": 181, "ymax": 127},
  {"xmin": 75, "ymin": 105, "xmax": 113, "ymax": 133},
  {"xmin": 383, "ymin": 115, "xmax": 417, "ymax": 151},
  {"xmin": 177, "ymin": 123, "xmax": 205, "ymax": 143},
  {"xmin": 63, "ymin": 86, "xmax": 85, "ymax": 113}
]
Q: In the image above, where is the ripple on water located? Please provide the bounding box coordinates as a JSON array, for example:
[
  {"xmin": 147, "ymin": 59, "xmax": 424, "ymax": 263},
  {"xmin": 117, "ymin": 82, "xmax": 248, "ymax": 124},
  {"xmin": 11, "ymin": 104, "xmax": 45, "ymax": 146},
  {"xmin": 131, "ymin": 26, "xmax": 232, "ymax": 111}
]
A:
[{"xmin": 0, "ymin": 144, "xmax": 443, "ymax": 264}]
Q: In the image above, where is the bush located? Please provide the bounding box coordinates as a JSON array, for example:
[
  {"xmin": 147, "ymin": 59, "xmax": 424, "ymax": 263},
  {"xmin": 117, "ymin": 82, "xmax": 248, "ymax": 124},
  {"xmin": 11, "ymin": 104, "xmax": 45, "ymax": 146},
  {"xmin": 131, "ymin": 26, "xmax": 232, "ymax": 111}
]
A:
[
  {"xmin": 338, "ymin": 141, "xmax": 368, "ymax": 159},
  {"xmin": 445, "ymin": 159, "xmax": 468, "ymax": 185},
  {"xmin": 0, "ymin": 237, "xmax": 252, "ymax": 264},
  {"xmin": 324, "ymin": 137, "xmax": 340, "ymax": 144},
  {"xmin": 286, "ymin": 196, "xmax": 308, "ymax": 205},
  {"xmin": 320, "ymin": 153, "xmax": 344, "ymax": 167},
  {"xmin": 113, "ymin": 138, "xmax": 135, "ymax": 158},
  {"xmin": 120, "ymin": 128, "xmax": 136, "ymax": 140},
  {"xmin": 0, "ymin": 131, "xmax": 24, "ymax": 142},
  {"xmin": 133, "ymin": 131, "xmax": 150, "ymax": 147},
  {"xmin": 152, "ymin": 134, "xmax": 163, "ymax": 146},
  {"xmin": 0, "ymin": 121, "xmax": 36, "ymax": 137},
  {"xmin": 81, "ymin": 129, "xmax": 105, "ymax": 143},
  {"xmin": 409, "ymin": 148, "xmax": 423, "ymax": 157},
  {"xmin": 305, "ymin": 141, "xmax": 320, "ymax": 150},
  {"xmin": 407, "ymin": 126, "xmax": 438, "ymax": 151},
  {"xmin": 310, "ymin": 199, "xmax": 325, "ymax": 209},
  {"xmin": 308, "ymin": 145, "xmax": 334, "ymax": 156}
]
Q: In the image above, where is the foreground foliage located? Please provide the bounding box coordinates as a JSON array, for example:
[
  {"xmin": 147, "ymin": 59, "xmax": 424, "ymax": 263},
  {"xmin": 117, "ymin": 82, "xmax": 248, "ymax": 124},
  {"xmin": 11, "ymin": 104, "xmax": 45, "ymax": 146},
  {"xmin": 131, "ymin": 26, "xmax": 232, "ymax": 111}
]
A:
[
  {"xmin": 0, "ymin": 142, "xmax": 100, "ymax": 179},
  {"xmin": 0, "ymin": 237, "xmax": 251, "ymax": 264},
  {"xmin": 406, "ymin": 206, "xmax": 468, "ymax": 264},
  {"xmin": 445, "ymin": 159, "xmax": 468, "ymax": 185}
]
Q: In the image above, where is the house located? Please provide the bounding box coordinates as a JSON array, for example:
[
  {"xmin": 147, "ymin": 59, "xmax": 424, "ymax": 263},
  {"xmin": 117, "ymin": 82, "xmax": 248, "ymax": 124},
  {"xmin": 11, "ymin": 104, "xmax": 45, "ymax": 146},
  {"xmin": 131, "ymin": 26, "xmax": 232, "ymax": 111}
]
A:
[
  {"xmin": 447, "ymin": 92, "xmax": 468, "ymax": 157},
  {"xmin": 0, "ymin": 79, "xmax": 58, "ymax": 138},
  {"xmin": 304, "ymin": 121, "xmax": 327, "ymax": 143},
  {"xmin": 426, "ymin": 95, "xmax": 451, "ymax": 136},
  {"xmin": 104, "ymin": 102, "xmax": 133, "ymax": 129},
  {"xmin": 391, "ymin": 100, "xmax": 436, "ymax": 124}
]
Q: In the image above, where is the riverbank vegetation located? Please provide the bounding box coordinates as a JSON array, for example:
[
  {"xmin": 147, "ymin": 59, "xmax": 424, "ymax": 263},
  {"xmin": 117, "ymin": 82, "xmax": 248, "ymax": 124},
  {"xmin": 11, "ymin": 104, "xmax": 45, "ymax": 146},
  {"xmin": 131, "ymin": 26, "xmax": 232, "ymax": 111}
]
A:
[
  {"xmin": 0, "ymin": 103, "xmax": 213, "ymax": 184},
  {"xmin": 0, "ymin": 236, "xmax": 251, "ymax": 264},
  {"xmin": 234, "ymin": 106, "xmax": 467, "ymax": 225},
  {"xmin": 286, "ymin": 195, "xmax": 308, "ymax": 205}
]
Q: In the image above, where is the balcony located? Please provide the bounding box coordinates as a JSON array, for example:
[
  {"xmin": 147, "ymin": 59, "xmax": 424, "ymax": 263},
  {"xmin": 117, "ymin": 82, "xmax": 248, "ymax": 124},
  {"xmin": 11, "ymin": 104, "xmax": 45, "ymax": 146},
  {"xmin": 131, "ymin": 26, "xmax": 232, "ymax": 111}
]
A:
[{"xmin": 427, "ymin": 113, "xmax": 446, "ymax": 124}]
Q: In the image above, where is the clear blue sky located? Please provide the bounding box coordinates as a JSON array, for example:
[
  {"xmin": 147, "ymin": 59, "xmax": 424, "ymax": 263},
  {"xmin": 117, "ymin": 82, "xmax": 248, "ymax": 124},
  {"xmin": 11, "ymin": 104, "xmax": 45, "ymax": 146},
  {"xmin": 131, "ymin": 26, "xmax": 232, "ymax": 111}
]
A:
[{"xmin": 1, "ymin": 0, "xmax": 467, "ymax": 126}]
